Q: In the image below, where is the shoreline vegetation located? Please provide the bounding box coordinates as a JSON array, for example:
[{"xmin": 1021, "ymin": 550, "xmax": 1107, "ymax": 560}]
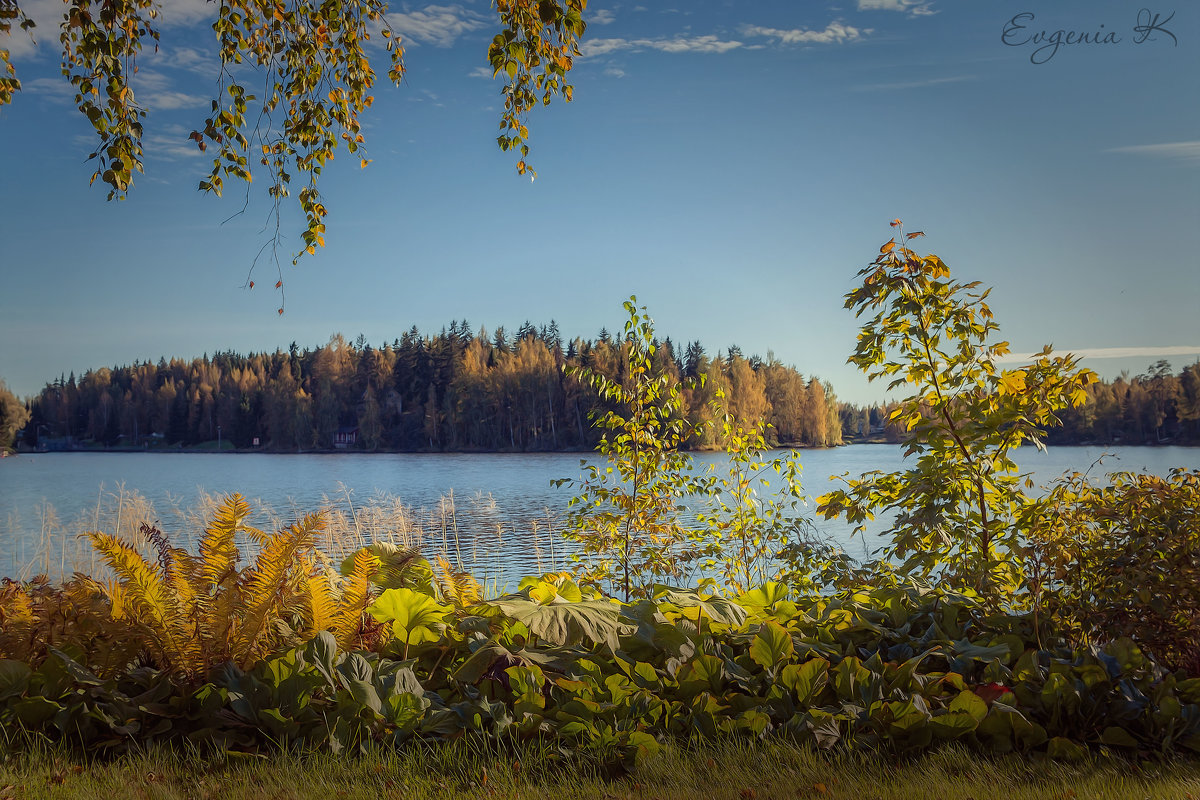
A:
[
  {"xmin": 2, "ymin": 235, "xmax": 1199, "ymax": 792},
  {"xmin": 9, "ymin": 435, "xmax": 1200, "ymax": 456}
]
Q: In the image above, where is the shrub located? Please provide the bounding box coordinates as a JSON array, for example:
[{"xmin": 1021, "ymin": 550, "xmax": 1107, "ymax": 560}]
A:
[
  {"xmin": 1027, "ymin": 468, "xmax": 1200, "ymax": 674},
  {"xmin": 816, "ymin": 224, "xmax": 1096, "ymax": 604}
]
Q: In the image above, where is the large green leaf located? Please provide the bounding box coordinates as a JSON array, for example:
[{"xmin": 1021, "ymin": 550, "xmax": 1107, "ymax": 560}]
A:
[
  {"xmin": 656, "ymin": 588, "xmax": 748, "ymax": 628},
  {"xmin": 368, "ymin": 588, "xmax": 450, "ymax": 648},
  {"xmin": 0, "ymin": 659, "xmax": 32, "ymax": 700},
  {"xmin": 737, "ymin": 583, "xmax": 790, "ymax": 610},
  {"xmin": 749, "ymin": 621, "xmax": 794, "ymax": 671},
  {"xmin": 487, "ymin": 597, "xmax": 622, "ymax": 651},
  {"xmin": 782, "ymin": 657, "xmax": 829, "ymax": 706},
  {"xmin": 948, "ymin": 689, "xmax": 988, "ymax": 722}
]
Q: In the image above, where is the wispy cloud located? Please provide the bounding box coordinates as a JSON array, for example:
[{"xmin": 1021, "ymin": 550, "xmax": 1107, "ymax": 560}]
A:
[
  {"xmin": 854, "ymin": 74, "xmax": 974, "ymax": 91},
  {"xmin": 160, "ymin": 46, "xmax": 219, "ymax": 76},
  {"xmin": 132, "ymin": 69, "xmax": 207, "ymax": 110},
  {"xmin": 591, "ymin": 8, "xmax": 616, "ymax": 25},
  {"xmin": 857, "ymin": 0, "xmax": 936, "ymax": 17},
  {"xmin": 6, "ymin": 0, "xmax": 211, "ymax": 60},
  {"xmin": 741, "ymin": 22, "xmax": 865, "ymax": 46},
  {"xmin": 143, "ymin": 123, "xmax": 203, "ymax": 161},
  {"xmin": 390, "ymin": 4, "xmax": 487, "ymax": 47},
  {"xmin": 581, "ymin": 34, "xmax": 743, "ymax": 57},
  {"xmin": 603, "ymin": 66, "xmax": 626, "ymax": 78},
  {"xmin": 22, "ymin": 77, "xmax": 75, "ymax": 102},
  {"xmin": 1105, "ymin": 141, "xmax": 1200, "ymax": 166},
  {"xmin": 1000, "ymin": 346, "xmax": 1200, "ymax": 363},
  {"xmin": 467, "ymin": 66, "xmax": 494, "ymax": 79}
]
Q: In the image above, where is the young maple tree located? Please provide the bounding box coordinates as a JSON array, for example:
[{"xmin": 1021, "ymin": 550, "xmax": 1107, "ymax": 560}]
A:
[{"xmin": 817, "ymin": 222, "xmax": 1097, "ymax": 602}]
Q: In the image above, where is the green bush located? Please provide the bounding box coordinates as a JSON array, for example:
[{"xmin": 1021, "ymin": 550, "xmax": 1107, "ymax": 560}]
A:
[{"xmin": 1027, "ymin": 468, "xmax": 1200, "ymax": 674}]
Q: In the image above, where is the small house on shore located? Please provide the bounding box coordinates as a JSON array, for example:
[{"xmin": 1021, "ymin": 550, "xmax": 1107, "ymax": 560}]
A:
[{"xmin": 333, "ymin": 426, "xmax": 359, "ymax": 449}]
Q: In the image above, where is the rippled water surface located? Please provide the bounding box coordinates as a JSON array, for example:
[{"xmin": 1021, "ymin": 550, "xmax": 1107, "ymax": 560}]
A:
[{"xmin": 2, "ymin": 446, "xmax": 1197, "ymax": 585}]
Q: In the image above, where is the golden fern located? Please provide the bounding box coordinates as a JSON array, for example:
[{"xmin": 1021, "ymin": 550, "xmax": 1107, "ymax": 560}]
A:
[
  {"xmin": 433, "ymin": 554, "xmax": 482, "ymax": 610},
  {"xmin": 231, "ymin": 511, "xmax": 323, "ymax": 662},
  {"xmin": 87, "ymin": 532, "xmax": 202, "ymax": 671},
  {"xmin": 304, "ymin": 557, "xmax": 340, "ymax": 636},
  {"xmin": 333, "ymin": 549, "xmax": 380, "ymax": 651},
  {"xmin": 195, "ymin": 493, "xmax": 247, "ymax": 591}
]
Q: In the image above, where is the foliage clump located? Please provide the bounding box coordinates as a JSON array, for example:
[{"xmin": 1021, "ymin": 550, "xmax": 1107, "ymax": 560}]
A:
[
  {"xmin": 556, "ymin": 297, "xmax": 708, "ymax": 600},
  {"xmin": 1028, "ymin": 467, "xmax": 1200, "ymax": 673},
  {"xmin": 817, "ymin": 223, "xmax": 1097, "ymax": 602}
]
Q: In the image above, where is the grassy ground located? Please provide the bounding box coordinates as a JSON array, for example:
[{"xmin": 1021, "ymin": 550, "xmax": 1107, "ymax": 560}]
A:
[{"xmin": 2, "ymin": 739, "xmax": 1199, "ymax": 800}]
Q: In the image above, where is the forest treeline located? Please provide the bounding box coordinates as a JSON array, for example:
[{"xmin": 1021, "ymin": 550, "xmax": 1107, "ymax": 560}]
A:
[
  {"xmin": 15, "ymin": 324, "xmax": 1200, "ymax": 453},
  {"xmin": 18, "ymin": 322, "xmax": 844, "ymax": 452},
  {"xmin": 840, "ymin": 359, "xmax": 1200, "ymax": 447}
]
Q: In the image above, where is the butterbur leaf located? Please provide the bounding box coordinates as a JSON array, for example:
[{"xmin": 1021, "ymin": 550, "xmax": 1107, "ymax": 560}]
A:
[
  {"xmin": 750, "ymin": 621, "xmax": 793, "ymax": 671},
  {"xmin": 1046, "ymin": 737, "xmax": 1087, "ymax": 761},
  {"xmin": 1100, "ymin": 726, "xmax": 1139, "ymax": 748},
  {"xmin": 948, "ymin": 689, "xmax": 988, "ymax": 722},
  {"xmin": 368, "ymin": 587, "xmax": 450, "ymax": 648}
]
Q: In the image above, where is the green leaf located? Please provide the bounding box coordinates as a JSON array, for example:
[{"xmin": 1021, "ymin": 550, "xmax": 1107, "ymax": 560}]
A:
[
  {"xmin": 1100, "ymin": 726, "xmax": 1139, "ymax": 748},
  {"xmin": 784, "ymin": 658, "xmax": 829, "ymax": 706},
  {"xmin": 11, "ymin": 696, "xmax": 61, "ymax": 727},
  {"xmin": 487, "ymin": 597, "xmax": 621, "ymax": 651},
  {"xmin": 929, "ymin": 712, "xmax": 977, "ymax": 739},
  {"xmin": 948, "ymin": 689, "xmax": 988, "ymax": 722},
  {"xmin": 0, "ymin": 660, "xmax": 32, "ymax": 699},
  {"xmin": 368, "ymin": 587, "xmax": 450, "ymax": 648},
  {"xmin": 1046, "ymin": 736, "xmax": 1087, "ymax": 761},
  {"xmin": 749, "ymin": 621, "xmax": 794, "ymax": 671}
]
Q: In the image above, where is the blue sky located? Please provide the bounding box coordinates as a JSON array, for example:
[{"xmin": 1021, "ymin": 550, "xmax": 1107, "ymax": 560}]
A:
[{"xmin": 1, "ymin": 0, "xmax": 1197, "ymax": 405}]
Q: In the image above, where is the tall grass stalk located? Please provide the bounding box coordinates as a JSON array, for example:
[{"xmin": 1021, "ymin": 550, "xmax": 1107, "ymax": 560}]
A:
[{"xmin": 2, "ymin": 487, "xmax": 575, "ymax": 588}]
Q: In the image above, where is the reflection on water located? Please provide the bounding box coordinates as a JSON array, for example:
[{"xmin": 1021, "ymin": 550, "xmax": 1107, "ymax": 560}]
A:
[{"xmin": 2, "ymin": 446, "xmax": 1197, "ymax": 586}]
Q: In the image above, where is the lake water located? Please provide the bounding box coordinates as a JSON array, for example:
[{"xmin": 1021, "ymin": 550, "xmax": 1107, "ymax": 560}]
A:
[{"xmin": 2, "ymin": 445, "xmax": 1197, "ymax": 585}]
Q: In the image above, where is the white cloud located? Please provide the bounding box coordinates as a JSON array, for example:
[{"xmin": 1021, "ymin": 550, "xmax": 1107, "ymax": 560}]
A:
[
  {"xmin": 389, "ymin": 4, "xmax": 487, "ymax": 47},
  {"xmin": 854, "ymin": 75, "xmax": 974, "ymax": 91},
  {"xmin": 857, "ymin": 0, "xmax": 936, "ymax": 16},
  {"xmin": 141, "ymin": 89, "xmax": 207, "ymax": 110},
  {"xmin": 130, "ymin": 69, "xmax": 207, "ymax": 110},
  {"xmin": 1000, "ymin": 346, "xmax": 1200, "ymax": 363},
  {"xmin": 1105, "ymin": 141, "xmax": 1200, "ymax": 166},
  {"xmin": 591, "ymin": 9, "xmax": 616, "ymax": 25},
  {"xmin": 21, "ymin": 76, "xmax": 74, "ymax": 102},
  {"xmin": 741, "ymin": 22, "xmax": 865, "ymax": 45},
  {"xmin": 467, "ymin": 66, "xmax": 494, "ymax": 79},
  {"xmin": 5, "ymin": 0, "xmax": 212, "ymax": 61},
  {"xmin": 603, "ymin": 66, "xmax": 626, "ymax": 78},
  {"xmin": 143, "ymin": 123, "xmax": 203, "ymax": 161},
  {"xmin": 581, "ymin": 35, "xmax": 742, "ymax": 57},
  {"xmin": 160, "ymin": 46, "xmax": 219, "ymax": 76}
]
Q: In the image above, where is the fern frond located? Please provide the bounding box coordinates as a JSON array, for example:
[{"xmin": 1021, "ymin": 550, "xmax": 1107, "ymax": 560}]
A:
[
  {"xmin": 141, "ymin": 522, "xmax": 198, "ymax": 612},
  {"xmin": 334, "ymin": 549, "xmax": 379, "ymax": 651},
  {"xmin": 433, "ymin": 554, "xmax": 482, "ymax": 610},
  {"xmin": 232, "ymin": 511, "xmax": 323, "ymax": 664},
  {"xmin": 304, "ymin": 558, "xmax": 340, "ymax": 636},
  {"xmin": 86, "ymin": 532, "xmax": 200, "ymax": 671},
  {"xmin": 0, "ymin": 581, "xmax": 33, "ymax": 626},
  {"xmin": 195, "ymin": 494, "xmax": 249, "ymax": 592}
]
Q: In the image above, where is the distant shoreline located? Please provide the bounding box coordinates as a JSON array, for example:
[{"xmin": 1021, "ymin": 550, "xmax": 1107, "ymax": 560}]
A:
[{"xmin": 10, "ymin": 440, "xmax": 1198, "ymax": 457}]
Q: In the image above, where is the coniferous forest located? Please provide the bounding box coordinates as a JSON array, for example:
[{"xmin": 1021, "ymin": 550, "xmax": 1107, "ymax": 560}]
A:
[
  {"xmin": 18, "ymin": 322, "xmax": 845, "ymax": 452},
  {"xmin": 16, "ymin": 321, "xmax": 1200, "ymax": 454},
  {"xmin": 16, "ymin": 321, "xmax": 1200, "ymax": 453}
]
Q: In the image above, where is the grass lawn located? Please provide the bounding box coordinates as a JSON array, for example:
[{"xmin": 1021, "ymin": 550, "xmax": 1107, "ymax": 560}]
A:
[{"xmin": 2, "ymin": 740, "xmax": 1199, "ymax": 800}]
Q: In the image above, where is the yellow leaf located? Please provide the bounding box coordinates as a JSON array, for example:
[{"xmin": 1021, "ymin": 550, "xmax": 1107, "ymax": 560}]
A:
[{"xmin": 998, "ymin": 370, "xmax": 1027, "ymax": 396}]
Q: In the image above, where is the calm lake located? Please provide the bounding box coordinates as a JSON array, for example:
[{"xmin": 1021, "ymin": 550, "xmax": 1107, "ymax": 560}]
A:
[{"xmin": 2, "ymin": 445, "xmax": 1197, "ymax": 586}]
